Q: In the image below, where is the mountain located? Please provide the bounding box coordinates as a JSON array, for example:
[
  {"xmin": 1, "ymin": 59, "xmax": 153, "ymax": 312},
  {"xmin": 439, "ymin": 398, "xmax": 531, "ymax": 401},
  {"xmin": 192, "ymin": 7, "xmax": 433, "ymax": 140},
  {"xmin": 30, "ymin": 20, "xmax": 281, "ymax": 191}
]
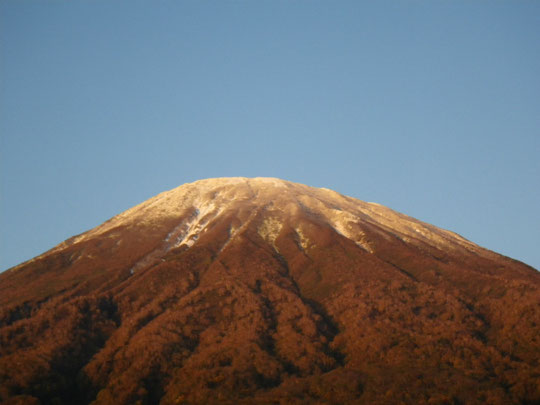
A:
[{"xmin": 1, "ymin": 177, "xmax": 538, "ymax": 405}]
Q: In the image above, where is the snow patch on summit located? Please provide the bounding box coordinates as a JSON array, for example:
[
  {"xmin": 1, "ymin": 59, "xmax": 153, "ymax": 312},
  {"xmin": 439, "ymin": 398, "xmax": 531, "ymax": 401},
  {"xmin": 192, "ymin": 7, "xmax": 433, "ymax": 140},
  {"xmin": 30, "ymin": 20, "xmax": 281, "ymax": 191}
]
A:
[
  {"xmin": 295, "ymin": 226, "xmax": 312, "ymax": 251},
  {"xmin": 170, "ymin": 201, "xmax": 224, "ymax": 249},
  {"xmin": 328, "ymin": 210, "xmax": 374, "ymax": 253},
  {"xmin": 258, "ymin": 217, "xmax": 282, "ymax": 247},
  {"xmin": 164, "ymin": 210, "xmax": 199, "ymax": 249},
  {"xmin": 128, "ymin": 200, "xmax": 226, "ymax": 274}
]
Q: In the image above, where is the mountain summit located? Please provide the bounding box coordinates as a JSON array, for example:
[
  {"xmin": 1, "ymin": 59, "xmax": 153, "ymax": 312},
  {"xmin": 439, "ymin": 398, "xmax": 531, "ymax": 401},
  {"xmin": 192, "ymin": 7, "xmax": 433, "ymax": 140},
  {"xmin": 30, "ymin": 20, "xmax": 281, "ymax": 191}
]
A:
[{"xmin": 1, "ymin": 177, "xmax": 539, "ymax": 404}]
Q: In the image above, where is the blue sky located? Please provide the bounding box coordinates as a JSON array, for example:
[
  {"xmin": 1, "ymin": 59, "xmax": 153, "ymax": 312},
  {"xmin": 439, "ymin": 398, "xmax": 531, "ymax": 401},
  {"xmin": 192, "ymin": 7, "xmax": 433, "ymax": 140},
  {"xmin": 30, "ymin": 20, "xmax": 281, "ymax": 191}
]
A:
[{"xmin": 1, "ymin": 1, "xmax": 539, "ymax": 271}]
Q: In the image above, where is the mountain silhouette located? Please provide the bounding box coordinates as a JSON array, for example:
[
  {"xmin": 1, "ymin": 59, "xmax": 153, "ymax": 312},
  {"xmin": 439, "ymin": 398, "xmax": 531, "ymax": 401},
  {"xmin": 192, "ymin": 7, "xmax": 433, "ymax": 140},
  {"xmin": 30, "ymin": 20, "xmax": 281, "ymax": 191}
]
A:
[{"xmin": 1, "ymin": 177, "xmax": 538, "ymax": 404}]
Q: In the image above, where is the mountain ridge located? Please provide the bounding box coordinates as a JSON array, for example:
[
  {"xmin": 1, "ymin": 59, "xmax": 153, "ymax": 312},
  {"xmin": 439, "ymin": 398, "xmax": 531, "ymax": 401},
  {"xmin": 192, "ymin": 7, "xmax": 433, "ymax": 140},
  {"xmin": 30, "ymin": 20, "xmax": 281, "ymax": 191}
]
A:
[{"xmin": 8, "ymin": 176, "xmax": 526, "ymax": 275}]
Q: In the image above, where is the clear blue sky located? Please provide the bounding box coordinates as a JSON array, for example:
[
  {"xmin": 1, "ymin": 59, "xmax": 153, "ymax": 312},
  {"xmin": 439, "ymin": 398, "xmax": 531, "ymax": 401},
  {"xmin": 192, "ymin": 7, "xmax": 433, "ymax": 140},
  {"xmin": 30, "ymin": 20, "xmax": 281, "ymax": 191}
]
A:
[{"xmin": 1, "ymin": 1, "xmax": 539, "ymax": 271}]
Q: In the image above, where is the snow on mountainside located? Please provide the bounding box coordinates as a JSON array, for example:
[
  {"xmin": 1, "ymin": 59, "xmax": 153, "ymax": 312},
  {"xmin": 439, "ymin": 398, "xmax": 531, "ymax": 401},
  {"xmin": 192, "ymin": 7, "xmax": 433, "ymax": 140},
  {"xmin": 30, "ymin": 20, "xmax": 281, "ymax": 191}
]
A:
[{"xmin": 18, "ymin": 177, "xmax": 497, "ymax": 273}]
